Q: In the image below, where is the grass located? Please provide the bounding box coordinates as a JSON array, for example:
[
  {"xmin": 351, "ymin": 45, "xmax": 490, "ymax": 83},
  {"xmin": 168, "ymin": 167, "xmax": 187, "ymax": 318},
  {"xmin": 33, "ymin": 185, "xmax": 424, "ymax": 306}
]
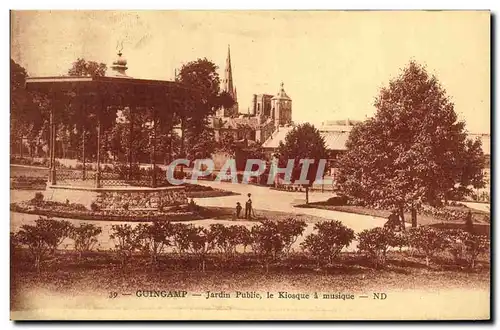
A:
[
  {"xmin": 199, "ymin": 206, "xmax": 329, "ymax": 223},
  {"xmin": 186, "ymin": 190, "xmax": 239, "ymax": 199},
  {"xmin": 296, "ymin": 202, "xmax": 489, "ymax": 225}
]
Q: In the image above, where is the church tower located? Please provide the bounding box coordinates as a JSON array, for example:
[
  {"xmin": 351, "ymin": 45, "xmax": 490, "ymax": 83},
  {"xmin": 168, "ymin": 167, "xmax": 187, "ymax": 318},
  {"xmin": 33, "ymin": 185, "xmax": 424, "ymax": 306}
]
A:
[
  {"xmin": 220, "ymin": 44, "xmax": 239, "ymax": 117},
  {"xmin": 271, "ymin": 82, "xmax": 292, "ymax": 127}
]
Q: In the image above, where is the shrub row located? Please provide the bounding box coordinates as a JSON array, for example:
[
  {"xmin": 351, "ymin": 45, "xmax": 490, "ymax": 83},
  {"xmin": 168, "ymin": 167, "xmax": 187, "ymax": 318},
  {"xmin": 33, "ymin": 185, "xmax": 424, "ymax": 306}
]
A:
[{"xmin": 11, "ymin": 217, "xmax": 489, "ymax": 274}]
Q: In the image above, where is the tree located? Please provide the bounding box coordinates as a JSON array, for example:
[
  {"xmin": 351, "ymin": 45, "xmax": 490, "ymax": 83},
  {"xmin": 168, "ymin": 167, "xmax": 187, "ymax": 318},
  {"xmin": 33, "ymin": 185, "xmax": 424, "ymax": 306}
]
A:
[
  {"xmin": 16, "ymin": 217, "xmax": 72, "ymax": 272},
  {"xmin": 186, "ymin": 226, "xmax": 215, "ymax": 272},
  {"xmin": 68, "ymin": 58, "xmax": 107, "ymax": 77},
  {"xmin": 337, "ymin": 61, "xmax": 485, "ymax": 226},
  {"xmin": 301, "ymin": 220, "xmax": 354, "ymax": 266},
  {"xmin": 408, "ymin": 226, "xmax": 448, "ymax": 267},
  {"xmin": 69, "ymin": 223, "xmax": 102, "ymax": 259},
  {"xmin": 176, "ymin": 58, "xmax": 234, "ymax": 160},
  {"xmin": 275, "ymin": 123, "xmax": 328, "ymax": 203},
  {"xmin": 10, "ymin": 59, "xmax": 45, "ymax": 157},
  {"xmin": 276, "ymin": 218, "xmax": 307, "ymax": 255},
  {"xmin": 136, "ymin": 221, "xmax": 174, "ymax": 271},
  {"xmin": 357, "ymin": 227, "xmax": 397, "ymax": 268},
  {"xmin": 109, "ymin": 224, "xmax": 140, "ymax": 269}
]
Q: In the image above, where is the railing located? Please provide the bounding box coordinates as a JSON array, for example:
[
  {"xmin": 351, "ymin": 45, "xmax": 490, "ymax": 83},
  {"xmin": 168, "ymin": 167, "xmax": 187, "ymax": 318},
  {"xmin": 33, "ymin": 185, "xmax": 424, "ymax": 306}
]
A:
[{"xmin": 53, "ymin": 166, "xmax": 182, "ymax": 188}]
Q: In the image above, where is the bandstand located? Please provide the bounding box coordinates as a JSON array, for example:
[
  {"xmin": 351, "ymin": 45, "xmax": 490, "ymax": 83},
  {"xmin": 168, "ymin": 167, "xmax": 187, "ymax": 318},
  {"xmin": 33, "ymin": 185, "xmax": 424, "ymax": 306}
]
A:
[{"xmin": 25, "ymin": 51, "xmax": 192, "ymax": 211}]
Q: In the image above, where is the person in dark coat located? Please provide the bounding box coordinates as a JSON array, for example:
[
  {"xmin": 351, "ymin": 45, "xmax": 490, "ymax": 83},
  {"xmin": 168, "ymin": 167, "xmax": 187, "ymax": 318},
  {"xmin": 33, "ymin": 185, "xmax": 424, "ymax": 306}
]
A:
[
  {"xmin": 245, "ymin": 193, "xmax": 253, "ymax": 219},
  {"xmin": 385, "ymin": 209, "xmax": 400, "ymax": 231},
  {"xmin": 236, "ymin": 202, "xmax": 242, "ymax": 219}
]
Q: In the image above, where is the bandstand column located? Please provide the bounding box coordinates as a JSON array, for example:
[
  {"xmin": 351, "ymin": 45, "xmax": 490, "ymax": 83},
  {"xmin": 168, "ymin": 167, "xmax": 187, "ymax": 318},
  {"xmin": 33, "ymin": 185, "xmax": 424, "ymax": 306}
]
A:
[
  {"xmin": 151, "ymin": 106, "xmax": 157, "ymax": 188},
  {"xmin": 128, "ymin": 105, "xmax": 134, "ymax": 180},
  {"xmin": 49, "ymin": 103, "xmax": 57, "ymax": 185},
  {"xmin": 95, "ymin": 105, "xmax": 102, "ymax": 188},
  {"xmin": 81, "ymin": 99, "xmax": 87, "ymax": 181}
]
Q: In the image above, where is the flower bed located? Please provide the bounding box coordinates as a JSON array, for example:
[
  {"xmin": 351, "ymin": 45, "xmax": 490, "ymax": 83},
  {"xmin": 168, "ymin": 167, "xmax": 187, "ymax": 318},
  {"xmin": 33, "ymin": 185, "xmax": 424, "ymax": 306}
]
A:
[
  {"xmin": 10, "ymin": 200, "xmax": 203, "ymax": 222},
  {"xmin": 10, "ymin": 176, "xmax": 47, "ymax": 190}
]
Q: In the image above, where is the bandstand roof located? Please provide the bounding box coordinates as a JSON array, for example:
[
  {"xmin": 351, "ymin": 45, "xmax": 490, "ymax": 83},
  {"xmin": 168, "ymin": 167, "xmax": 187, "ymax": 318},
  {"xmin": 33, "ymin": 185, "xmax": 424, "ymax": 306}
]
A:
[{"xmin": 25, "ymin": 75, "xmax": 194, "ymax": 107}]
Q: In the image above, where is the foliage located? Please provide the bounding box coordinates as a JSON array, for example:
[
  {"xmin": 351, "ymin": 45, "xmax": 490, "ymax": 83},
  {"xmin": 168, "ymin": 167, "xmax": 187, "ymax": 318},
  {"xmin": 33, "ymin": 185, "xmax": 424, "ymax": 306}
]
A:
[
  {"xmin": 171, "ymin": 223, "xmax": 195, "ymax": 255},
  {"xmin": 69, "ymin": 223, "xmax": 102, "ymax": 258},
  {"xmin": 301, "ymin": 220, "xmax": 355, "ymax": 265},
  {"xmin": 357, "ymin": 227, "xmax": 397, "ymax": 268},
  {"xmin": 209, "ymin": 224, "xmax": 242, "ymax": 257},
  {"xmin": 186, "ymin": 226, "xmax": 215, "ymax": 272},
  {"xmin": 275, "ymin": 123, "xmax": 328, "ymax": 203},
  {"xmin": 177, "ymin": 58, "xmax": 233, "ymax": 160},
  {"xmin": 109, "ymin": 224, "xmax": 140, "ymax": 268},
  {"xmin": 337, "ymin": 61, "xmax": 485, "ymax": 225},
  {"xmin": 135, "ymin": 221, "xmax": 174, "ymax": 270},
  {"xmin": 250, "ymin": 220, "xmax": 286, "ymax": 272},
  {"xmin": 16, "ymin": 217, "xmax": 72, "ymax": 272},
  {"xmin": 68, "ymin": 58, "xmax": 107, "ymax": 77},
  {"xmin": 32, "ymin": 192, "xmax": 44, "ymax": 205},
  {"xmin": 408, "ymin": 226, "xmax": 449, "ymax": 267},
  {"xmin": 277, "ymin": 218, "xmax": 307, "ymax": 255},
  {"xmin": 444, "ymin": 229, "xmax": 489, "ymax": 269},
  {"xmin": 90, "ymin": 202, "xmax": 99, "ymax": 212}
]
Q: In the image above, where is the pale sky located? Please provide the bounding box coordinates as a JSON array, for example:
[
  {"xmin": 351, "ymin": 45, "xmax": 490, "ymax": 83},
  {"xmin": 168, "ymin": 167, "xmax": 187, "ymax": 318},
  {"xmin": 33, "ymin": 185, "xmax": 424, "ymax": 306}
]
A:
[{"xmin": 11, "ymin": 10, "xmax": 490, "ymax": 133}]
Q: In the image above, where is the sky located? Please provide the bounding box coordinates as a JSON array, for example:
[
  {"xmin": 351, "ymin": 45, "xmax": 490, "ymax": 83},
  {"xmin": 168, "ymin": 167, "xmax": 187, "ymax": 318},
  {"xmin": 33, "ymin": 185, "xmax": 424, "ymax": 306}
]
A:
[{"xmin": 10, "ymin": 10, "xmax": 490, "ymax": 133}]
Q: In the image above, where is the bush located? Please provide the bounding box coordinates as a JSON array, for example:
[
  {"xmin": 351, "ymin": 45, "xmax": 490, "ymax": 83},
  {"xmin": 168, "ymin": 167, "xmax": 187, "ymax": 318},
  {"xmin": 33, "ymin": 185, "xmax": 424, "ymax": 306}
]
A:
[
  {"xmin": 357, "ymin": 227, "xmax": 396, "ymax": 268},
  {"xmin": 250, "ymin": 220, "xmax": 283, "ymax": 273},
  {"xmin": 408, "ymin": 226, "xmax": 449, "ymax": 267},
  {"xmin": 90, "ymin": 202, "xmax": 99, "ymax": 212},
  {"xmin": 70, "ymin": 223, "xmax": 102, "ymax": 259},
  {"xmin": 210, "ymin": 224, "xmax": 242, "ymax": 257},
  {"xmin": 186, "ymin": 226, "xmax": 215, "ymax": 272},
  {"xmin": 276, "ymin": 218, "xmax": 307, "ymax": 255},
  {"xmin": 171, "ymin": 223, "xmax": 195, "ymax": 256},
  {"xmin": 32, "ymin": 192, "xmax": 44, "ymax": 205},
  {"xmin": 16, "ymin": 217, "xmax": 73, "ymax": 272},
  {"xmin": 326, "ymin": 195, "xmax": 349, "ymax": 206},
  {"xmin": 462, "ymin": 233, "xmax": 490, "ymax": 269},
  {"xmin": 301, "ymin": 220, "xmax": 354, "ymax": 266},
  {"xmin": 136, "ymin": 221, "xmax": 174, "ymax": 270},
  {"xmin": 443, "ymin": 229, "xmax": 489, "ymax": 269},
  {"xmin": 109, "ymin": 224, "xmax": 140, "ymax": 269}
]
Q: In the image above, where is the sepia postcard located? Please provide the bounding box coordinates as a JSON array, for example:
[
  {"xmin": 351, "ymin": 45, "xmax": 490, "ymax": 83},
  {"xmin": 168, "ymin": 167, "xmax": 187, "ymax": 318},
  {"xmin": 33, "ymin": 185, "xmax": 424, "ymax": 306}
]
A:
[{"xmin": 9, "ymin": 10, "xmax": 491, "ymax": 320}]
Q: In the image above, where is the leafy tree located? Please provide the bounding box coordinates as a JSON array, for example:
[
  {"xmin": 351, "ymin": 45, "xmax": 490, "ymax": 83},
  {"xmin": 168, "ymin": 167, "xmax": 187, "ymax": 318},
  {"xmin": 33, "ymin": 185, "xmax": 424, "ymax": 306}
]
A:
[
  {"xmin": 234, "ymin": 225, "xmax": 252, "ymax": 253},
  {"xmin": 357, "ymin": 227, "xmax": 397, "ymax": 268},
  {"xmin": 68, "ymin": 58, "xmax": 107, "ymax": 77},
  {"xmin": 461, "ymin": 233, "xmax": 489, "ymax": 269},
  {"xmin": 109, "ymin": 224, "xmax": 140, "ymax": 269},
  {"xmin": 69, "ymin": 223, "xmax": 102, "ymax": 259},
  {"xmin": 171, "ymin": 223, "xmax": 195, "ymax": 256},
  {"xmin": 16, "ymin": 217, "xmax": 72, "ymax": 272},
  {"xmin": 10, "ymin": 59, "xmax": 45, "ymax": 157},
  {"xmin": 176, "ymin": 58, "xmax": 234, "ymax": 160},
  {"xmin": 136, "ymin": 221, "xmax": 174, "ymax": 270},
  {"xmin": 277, "ymin": 218, "xmax": 307, "ymax": 255},
  {"xmin": 337, "ymin": 61, "xmax": 485, "ymax": 226},
  {"xmin": 408, "ymin": 226, "xmax": 448, "ymax": 267},
  {"xmin": 186, "ymin": 226, "xmax": 215, "ymax": 272},
  {"xmin": 209, "ymin": 224, "xmax": 242, "ymax": 258},
  {"xmin": 301, "ymin": 220, "xmax": 354, "ymax": 266},
  {"xmin": 275, "ymin": 123, "xmax": 328, "ymax": 203},
  {"xmin": 250, "ymin": 220, "xmax": 283, "ymax": 273}
]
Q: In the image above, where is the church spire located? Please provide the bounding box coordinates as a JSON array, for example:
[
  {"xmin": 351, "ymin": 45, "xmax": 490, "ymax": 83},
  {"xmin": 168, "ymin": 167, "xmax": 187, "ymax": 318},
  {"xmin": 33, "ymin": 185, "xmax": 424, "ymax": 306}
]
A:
[{"xmin": 224, "ymin": 44, "xmax": 235, "ymax": 99}]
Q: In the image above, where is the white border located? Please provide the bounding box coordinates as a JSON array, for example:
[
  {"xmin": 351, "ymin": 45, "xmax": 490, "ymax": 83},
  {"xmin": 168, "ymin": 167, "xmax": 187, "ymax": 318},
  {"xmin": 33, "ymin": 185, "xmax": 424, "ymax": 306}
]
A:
[{"xmin": 2, "ymin": 1, "xmax": 498, "ymax": 329}]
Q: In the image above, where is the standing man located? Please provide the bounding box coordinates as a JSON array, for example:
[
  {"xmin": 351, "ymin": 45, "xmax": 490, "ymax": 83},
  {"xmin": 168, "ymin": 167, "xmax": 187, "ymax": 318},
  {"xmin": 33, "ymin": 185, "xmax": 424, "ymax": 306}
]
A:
[{"xmin": 245, "ymin": 193, "xmax": 253, "ymax": 219}]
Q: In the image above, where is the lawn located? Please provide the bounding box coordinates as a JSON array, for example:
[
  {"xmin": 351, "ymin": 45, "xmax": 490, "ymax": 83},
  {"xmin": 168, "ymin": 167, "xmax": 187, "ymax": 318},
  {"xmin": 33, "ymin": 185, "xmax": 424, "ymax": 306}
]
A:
[
  {"xmin": 199, "ymin": 206, "xmax": 330, "ymax": 223},
  {"xmin": 296, "ymin": 202, "xmax": 490, "ymax": 226}
]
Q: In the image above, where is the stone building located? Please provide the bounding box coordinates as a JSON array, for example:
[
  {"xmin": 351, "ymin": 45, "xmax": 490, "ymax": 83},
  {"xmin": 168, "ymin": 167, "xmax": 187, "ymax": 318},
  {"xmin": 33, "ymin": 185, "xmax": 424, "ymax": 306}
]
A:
[{"xmin": 211, "ymin": 45, "xmax": 293, "ymax": 144}]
